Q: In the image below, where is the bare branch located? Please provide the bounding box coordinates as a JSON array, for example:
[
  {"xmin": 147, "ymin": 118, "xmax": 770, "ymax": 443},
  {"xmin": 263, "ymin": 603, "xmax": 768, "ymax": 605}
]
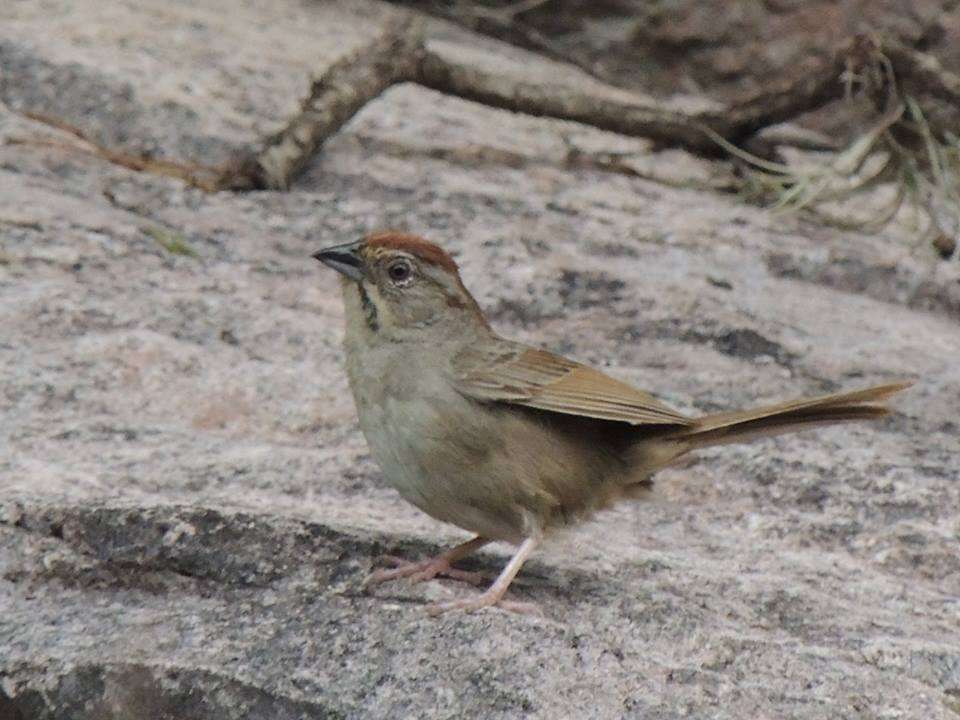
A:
[
  {"xmin": 14, "ymin": 18, "xmax": 959, "ymax": 205},
  {"xmin": 219, "ymin": 15, "xmax": 425, "ymax": 190}
]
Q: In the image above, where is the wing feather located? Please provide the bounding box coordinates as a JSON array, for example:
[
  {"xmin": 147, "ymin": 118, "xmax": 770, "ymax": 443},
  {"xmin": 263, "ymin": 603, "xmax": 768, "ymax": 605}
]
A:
[{"xmin": 452, "ymin": 344, "xmax": 693, "ymax": 427}]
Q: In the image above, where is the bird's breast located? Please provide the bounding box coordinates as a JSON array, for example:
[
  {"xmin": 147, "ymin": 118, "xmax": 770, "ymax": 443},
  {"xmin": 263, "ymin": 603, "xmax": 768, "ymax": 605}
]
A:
[{"xmin": 341, "ymin": 338, "xmax": 657, "ymax": 541}]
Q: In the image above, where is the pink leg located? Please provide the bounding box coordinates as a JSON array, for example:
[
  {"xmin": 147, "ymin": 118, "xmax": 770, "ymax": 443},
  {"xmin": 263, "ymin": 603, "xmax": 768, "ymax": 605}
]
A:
[
  {"xmin": 364, "ymin": 536, "xmax": 490, "ymax": 587},
  {"xmin": 426, "ymin": 536, "xmax": 541, "ymax": 615}
]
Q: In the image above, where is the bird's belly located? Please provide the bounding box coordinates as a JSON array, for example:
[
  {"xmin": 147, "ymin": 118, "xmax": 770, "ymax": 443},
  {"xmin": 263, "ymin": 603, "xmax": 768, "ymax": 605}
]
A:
[
  {"xmin": 356, "ymin": 392, "xmax": 537, "ymax": 542},
  {"xmin": 355, "ymin": 387, "xmax": 652, "ymax": 543}
]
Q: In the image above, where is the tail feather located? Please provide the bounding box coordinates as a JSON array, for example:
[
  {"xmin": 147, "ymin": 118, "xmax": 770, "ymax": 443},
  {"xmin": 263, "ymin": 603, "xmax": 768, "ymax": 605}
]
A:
[{"xmin": 674, "ymin": 381, "xmax": 911, "ymax": 449}]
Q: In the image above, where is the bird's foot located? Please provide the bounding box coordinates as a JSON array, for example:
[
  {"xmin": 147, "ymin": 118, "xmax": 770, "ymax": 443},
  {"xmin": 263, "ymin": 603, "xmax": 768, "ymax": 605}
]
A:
[
  {"xmin": 425, "ymin": 535, "xmax": 542, "ymax": 615},
  {"xmin": 425, "ymin": 588, "xmax": 540, "ymax": 616},
  {"xmin": 364, "ymin": 554, "xmax": 485, "ymax": 587}
]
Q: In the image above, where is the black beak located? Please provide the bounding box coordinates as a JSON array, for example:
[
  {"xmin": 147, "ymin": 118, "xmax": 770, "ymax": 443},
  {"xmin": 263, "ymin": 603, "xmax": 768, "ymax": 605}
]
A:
[{"xmin": 312, "ymin": 240, "xmax": 366, "ymax": 282}]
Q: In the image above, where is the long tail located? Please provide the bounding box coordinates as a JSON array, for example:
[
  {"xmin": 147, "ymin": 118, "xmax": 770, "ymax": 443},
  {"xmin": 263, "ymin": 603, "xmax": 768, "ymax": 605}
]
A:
[{"xmin": 673, "ymin": 381, "xmax": 911, "ymax": 450}]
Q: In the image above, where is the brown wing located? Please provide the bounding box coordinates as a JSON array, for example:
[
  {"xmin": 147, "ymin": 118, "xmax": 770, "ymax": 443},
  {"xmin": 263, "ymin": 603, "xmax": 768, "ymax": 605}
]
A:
[{"xmin": 452, "ymin": 342, "xmax": 694, "ymax": 427}]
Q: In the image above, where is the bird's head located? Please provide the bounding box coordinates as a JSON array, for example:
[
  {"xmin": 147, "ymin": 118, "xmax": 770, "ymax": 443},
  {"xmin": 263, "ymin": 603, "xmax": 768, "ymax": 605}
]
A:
[{"xmin": 314, "ymin": 231, "xmax": 490, "ymax": 341}]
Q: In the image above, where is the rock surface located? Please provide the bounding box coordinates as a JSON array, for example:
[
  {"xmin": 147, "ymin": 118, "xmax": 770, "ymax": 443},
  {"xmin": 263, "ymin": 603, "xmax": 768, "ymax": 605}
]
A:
[{"xmin": 1, "ymin": 1, "xmax": 959, "ymax": 718}]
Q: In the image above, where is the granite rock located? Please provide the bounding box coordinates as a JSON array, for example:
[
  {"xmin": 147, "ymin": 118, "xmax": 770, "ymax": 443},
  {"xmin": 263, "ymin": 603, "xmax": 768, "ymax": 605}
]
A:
[{"xmin": 1, "ymin": 2, "xmax": 958, "ymax": 718}]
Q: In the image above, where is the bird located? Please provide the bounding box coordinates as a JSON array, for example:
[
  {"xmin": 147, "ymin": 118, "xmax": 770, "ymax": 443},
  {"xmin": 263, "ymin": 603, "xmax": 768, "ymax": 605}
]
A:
[{"xmin": 313, "ymin": 231, "xmax": 909, "ymax": 614}]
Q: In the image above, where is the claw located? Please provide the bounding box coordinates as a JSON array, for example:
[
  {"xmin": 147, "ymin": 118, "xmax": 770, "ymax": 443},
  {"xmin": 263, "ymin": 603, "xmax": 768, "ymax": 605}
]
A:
[
  {"xmin": 362, "ymin": 536, "xmax": 491, "ymax": 589},
  {"xmin": 409, "ymin": 565, "xmax": 485, "ymax": 586},
  {"xmin": 425, "ymin": 536, "xmax": 542, "ymax": 616},
  {"xmin": 364, "ymin": 535, "xmax": 542, "ymax": 616},
  {"xmin": 364, "ymin": 555, "xmax": 484, "ymax": 587}
]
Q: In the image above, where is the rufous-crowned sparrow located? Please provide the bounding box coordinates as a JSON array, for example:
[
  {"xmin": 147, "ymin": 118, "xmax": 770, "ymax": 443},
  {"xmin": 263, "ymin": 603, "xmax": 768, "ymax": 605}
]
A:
[{"xmin": 314, "ymin": 231, "xmax": 908, "ymax": 614}]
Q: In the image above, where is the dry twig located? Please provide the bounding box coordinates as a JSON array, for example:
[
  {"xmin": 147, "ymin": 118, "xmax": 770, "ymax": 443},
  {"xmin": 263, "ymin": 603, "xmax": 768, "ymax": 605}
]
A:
[
  {"xmin": 221, "ymin": 15, "xmax": 424, "ymax": 190},
  {"xmin": 223, "ymin": 18, "xmax": 857, "ymax": 190},
  {"xmin": 11, "ymin": 10, "xmax": 960, "ymax": 230},
  {"xmin": 16, "ymin": 111, "xmax": 224, "ymax": 191}
]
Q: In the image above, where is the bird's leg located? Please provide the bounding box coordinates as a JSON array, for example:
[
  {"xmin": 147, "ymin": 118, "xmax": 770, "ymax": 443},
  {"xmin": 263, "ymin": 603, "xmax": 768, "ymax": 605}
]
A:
[
  {"xmin": 364, "ymin": 536, "xmax": 490, "ymax": 587},
  {"xmin": 426, "ymin": 536, "xmax": 540, "ymax": 615}
]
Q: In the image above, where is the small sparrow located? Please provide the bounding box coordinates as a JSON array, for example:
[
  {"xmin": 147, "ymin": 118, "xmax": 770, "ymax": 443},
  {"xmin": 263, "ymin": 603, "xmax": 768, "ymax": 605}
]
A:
[{"xmin": 314, "ymin": 232, "xmax": 908, "ymax": 614}]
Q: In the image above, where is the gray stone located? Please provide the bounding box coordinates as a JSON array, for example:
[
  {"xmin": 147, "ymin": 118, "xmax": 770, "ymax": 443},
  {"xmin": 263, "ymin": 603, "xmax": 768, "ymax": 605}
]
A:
[{"xmin": 1, "ymin": 2, "xmax": 958, "ymax": 718}]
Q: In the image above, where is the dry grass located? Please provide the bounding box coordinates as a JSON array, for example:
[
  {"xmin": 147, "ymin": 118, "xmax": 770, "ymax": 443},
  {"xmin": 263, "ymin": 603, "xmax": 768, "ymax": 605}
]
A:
[{"xmin": 708, "ymin": 47, "xmax": 960, "ymax": 259}]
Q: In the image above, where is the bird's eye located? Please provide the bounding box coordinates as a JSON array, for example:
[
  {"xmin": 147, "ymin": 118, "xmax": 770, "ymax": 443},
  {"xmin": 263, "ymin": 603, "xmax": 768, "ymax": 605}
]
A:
[{"xmin": 386, "ymin": 259, "xmax": 413, "ymax": 285}]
